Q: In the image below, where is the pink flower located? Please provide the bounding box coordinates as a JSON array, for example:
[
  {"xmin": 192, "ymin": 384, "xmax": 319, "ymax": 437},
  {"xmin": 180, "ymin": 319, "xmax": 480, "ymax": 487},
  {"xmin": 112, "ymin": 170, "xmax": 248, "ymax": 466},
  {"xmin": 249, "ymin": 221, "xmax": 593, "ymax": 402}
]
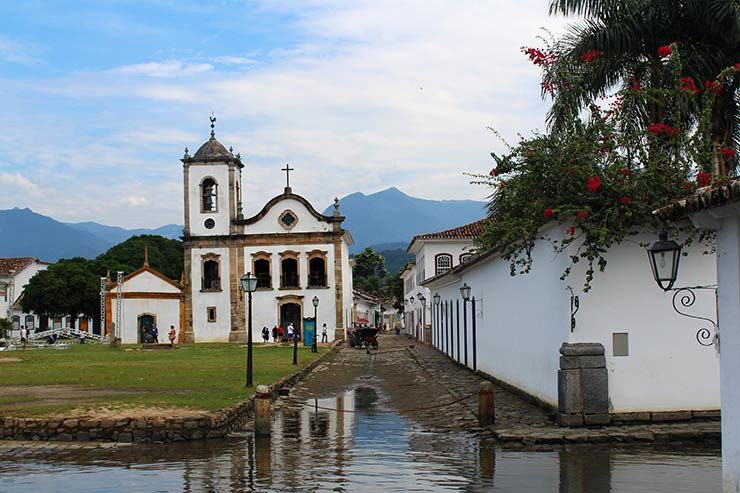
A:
[
  {"xmin": 586, "ymin": 175, "xmax": 601, "ymax": 193},
  {"xmin": 658, "ymin": 45, "xmax": 672, "ymax": 58},
  {"xmin": 543, "ymin": 208, "xmax": 554, "ymax": 219}
]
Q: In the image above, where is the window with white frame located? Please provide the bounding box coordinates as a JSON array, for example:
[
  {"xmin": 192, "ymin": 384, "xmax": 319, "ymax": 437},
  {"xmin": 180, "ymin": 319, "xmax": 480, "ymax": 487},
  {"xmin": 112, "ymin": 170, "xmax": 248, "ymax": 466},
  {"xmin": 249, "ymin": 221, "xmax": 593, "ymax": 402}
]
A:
[{"xmin": 435, "ymin": 254, "xmax": 453, "ymax": 276}]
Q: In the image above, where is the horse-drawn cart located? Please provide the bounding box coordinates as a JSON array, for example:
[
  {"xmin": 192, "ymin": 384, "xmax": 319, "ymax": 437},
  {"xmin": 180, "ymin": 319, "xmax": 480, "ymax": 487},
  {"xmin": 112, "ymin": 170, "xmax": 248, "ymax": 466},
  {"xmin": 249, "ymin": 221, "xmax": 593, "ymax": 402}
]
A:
[{"xmin": 348, "ymin": 327, "xmax": 379, "ymax": 350}]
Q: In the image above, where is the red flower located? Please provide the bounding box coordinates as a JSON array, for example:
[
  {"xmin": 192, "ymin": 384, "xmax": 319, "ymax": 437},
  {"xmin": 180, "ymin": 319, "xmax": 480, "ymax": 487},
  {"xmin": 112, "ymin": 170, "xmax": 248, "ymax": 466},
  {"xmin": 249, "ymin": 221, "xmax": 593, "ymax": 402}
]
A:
[
  {"xmin": 541, "ymin": 82, "xmax": 557, "ymax": 93},
  {"xmin": 696, "ymin": 171, "xmax": 711, "ymax": 188},
  {"xmin": 543, "ymin": 208, "xmax": 554, "ymax": 219},
  {"xmin": 498, "ymin": 181, "xmax": 507, "ymax": 190},
  {"xmin": 580, "ymin": 49, "xmax": 604, "ymax": 63},
  {"xmin": 719, "ymin": 146, "xmax": 736, "ymax": 158},
  {"xmin": 680, "ymin": 77, "xmax": 699, "ymax": 95},
  {"xmin": 657, "ymin": 45, "xmax": 673, "ymax": 58},
  {"xmin": 735, "ymin": 63, "xmax": 740, "ymax": 72},
  {"xmin": 618, "ymin": 195, "xmax": 631, "ymax": 205},
  {"xmin": 586, "ymin": 175, "xmax": 601, "ymax": 193},
  {"xmin": 566, "ymin": 226, "xmax": 577, "ymax": 236},
  {"xmin": 647, "ymin": 123, "xmax": 679, "ymax": 138},
  {"xmin": 619, "ymin": 168, "xmax": 631, "ymax": 176},
  {"xmin": 576, "ymin": 210, "xmax": 590, "ymax": 221},
  {"xmin": 489, "ymin": 167, "xmax": 497, "ymax": 176},
  {"xmin": 628, "ymin": 77, "xmax": 642, "ymax": 92},
  {"xmin": 521, "ymin": 47, "xmax": 556, "ymax": 67},
  {"xmin": 705, "ymin": 80, "xmax": 722, "ymax": 95}
]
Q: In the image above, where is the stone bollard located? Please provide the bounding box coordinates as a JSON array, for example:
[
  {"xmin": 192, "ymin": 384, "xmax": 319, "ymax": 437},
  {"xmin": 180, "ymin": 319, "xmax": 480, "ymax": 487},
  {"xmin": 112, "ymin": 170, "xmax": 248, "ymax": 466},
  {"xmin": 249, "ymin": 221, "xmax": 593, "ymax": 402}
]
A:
[
  {"xmin": 479, "ymin": 381, "xmax": 495, "ymax": 426},
  {"xmin": 254, "ymin": 385, "xmax": 272, "ymax": 436}
]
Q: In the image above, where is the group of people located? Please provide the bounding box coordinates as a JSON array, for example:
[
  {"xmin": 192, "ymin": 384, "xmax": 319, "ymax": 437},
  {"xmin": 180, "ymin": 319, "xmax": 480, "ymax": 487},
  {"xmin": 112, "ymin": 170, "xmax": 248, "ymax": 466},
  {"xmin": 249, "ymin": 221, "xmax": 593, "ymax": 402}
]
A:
[
  {"xmin": 140, "ymin": 323, "xmax": 178, "ymax": 347},
  {"xmin": 260, "ymin": 323, "xmax": 329, "ymax": 343}
]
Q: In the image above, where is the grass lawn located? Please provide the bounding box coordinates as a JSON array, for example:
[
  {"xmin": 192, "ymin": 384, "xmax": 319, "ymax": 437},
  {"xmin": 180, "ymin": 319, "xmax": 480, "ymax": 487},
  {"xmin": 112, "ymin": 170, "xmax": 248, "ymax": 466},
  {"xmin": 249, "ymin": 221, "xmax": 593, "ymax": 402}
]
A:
[{"xmin": 0, "ymin": 343, "xmax": 328, "ymax": 417}]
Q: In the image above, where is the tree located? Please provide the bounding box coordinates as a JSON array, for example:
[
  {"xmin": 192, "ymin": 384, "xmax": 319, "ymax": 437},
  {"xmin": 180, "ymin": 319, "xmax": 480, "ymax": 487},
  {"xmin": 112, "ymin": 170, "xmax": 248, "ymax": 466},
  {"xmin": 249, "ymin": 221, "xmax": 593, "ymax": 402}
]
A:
[
  {"xmin": 0, "ymin": 318, "xmax": 12, "ymax": 339},
  {"xmin": 352, "ymin": 248, "xmax": 390, "ymax": 297},
  {"xmin": 544, "ymin": 0, "xmax": 740, "ymax": 175},
  {"xmin": 95, "ymin": 235, "xmax": 183, "ymax": 280},
  {"xmin": 21, "ymin": 258, "xmax": 99, "ymax": 326}
]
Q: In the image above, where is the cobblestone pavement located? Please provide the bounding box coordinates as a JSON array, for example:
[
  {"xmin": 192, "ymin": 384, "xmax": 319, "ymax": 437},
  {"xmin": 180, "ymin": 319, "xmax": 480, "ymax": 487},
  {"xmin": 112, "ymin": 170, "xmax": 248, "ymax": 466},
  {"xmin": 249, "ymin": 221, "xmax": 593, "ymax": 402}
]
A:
[{"xmin": 275, "ymin": 333, "xmax": 721, "ymax": 446}]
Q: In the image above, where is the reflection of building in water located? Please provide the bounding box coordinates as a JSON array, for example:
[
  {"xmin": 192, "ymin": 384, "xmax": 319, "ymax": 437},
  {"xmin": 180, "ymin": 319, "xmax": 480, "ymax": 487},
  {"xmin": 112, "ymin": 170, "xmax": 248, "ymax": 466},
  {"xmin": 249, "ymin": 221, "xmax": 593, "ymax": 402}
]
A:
[{"xmin": 269, "ymin": 390, "xmax": 356, "ymax": 488}]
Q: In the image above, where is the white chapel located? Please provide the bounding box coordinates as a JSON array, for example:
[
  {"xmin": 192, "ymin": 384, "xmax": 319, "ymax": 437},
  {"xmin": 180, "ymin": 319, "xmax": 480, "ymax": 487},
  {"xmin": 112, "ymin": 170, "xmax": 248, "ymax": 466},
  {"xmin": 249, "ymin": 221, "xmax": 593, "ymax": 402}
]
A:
[{"xmin": 181, "ymin": 120, "xmax": 354, "ymax": 343}]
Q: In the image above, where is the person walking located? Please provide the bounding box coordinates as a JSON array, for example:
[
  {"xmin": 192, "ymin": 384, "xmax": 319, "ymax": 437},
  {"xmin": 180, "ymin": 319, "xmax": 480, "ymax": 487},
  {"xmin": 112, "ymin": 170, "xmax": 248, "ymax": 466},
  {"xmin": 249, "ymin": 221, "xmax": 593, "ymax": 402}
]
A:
[
  {"xmin": 79, "ymin": 330, "xmax": 86, "ymax": 344},
  {"xmin": 277, "ymin": 325, "xmax": 284, "ymax": 343},
  {"xmin": 20, "ymin": 326, "xmax": 27, "ymax": 349},
  {"xmin": 261, "ymin": 326, "xmax": 269, "ymax": 343},
  {"xmin": 286, "ymin": 323, "xmax": 294, "ymax": 341},
  {"xmin": 151, "ymin": 324, "xmax": 159, "ymax": 344},
  {"xmin": 168, "ymin": 325, "xmax": 177, "ymax": 348},
  {"xmin": 321, "ymin": 323, "xmax": 328, "ymax": 343},
  {"xmin": 271, "ymin": 326, "xmax": 278, "ymax": 343}
]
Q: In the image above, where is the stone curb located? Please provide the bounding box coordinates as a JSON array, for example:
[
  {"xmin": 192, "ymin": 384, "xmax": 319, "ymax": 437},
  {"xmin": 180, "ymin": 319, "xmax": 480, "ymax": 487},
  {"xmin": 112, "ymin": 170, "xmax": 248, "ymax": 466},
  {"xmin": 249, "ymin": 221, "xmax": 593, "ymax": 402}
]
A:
[
  {"xmin": 0, "ymin": 342, "xmax": 340, "ymax": 444},
  {"xmin": 490, "ymin": 426, "xmax": 721, "ymax": 445}
]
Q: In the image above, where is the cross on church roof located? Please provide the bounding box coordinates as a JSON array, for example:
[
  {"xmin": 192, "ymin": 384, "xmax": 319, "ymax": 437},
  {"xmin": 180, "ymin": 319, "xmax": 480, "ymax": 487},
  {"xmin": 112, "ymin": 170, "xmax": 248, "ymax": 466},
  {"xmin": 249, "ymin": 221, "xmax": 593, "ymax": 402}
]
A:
[
  {"xmin": 282, "ymin": 164, "xmax": 294, "ymax": 194},
  {"xmin": 209, "ymin": 111, "xmax": 216, "ymax": 137}
]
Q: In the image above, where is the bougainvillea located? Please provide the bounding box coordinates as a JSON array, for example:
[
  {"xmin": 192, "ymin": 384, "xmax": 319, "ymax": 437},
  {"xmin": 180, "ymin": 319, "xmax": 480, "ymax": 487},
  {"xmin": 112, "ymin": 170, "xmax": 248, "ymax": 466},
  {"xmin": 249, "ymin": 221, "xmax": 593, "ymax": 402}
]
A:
[{"xmin": 471, "ymin": 42, "xmax": 730, "ymax": 290}]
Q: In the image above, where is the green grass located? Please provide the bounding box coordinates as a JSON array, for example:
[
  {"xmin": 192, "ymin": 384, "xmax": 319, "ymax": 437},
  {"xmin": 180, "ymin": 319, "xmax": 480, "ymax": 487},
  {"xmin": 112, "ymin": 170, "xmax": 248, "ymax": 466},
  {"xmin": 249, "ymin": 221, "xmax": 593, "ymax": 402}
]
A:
[{"xmin": 0, "ymin": 343, "xmax": 326, "ymax": 416}]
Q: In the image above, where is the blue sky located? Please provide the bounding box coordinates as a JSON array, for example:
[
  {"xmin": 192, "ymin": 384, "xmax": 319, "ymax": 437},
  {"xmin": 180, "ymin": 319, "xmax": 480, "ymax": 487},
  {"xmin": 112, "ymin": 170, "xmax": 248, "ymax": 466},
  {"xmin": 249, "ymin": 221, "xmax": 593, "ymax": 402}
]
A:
[{"xmin": 0, "ymin": 1, "xmax": 566, "ymax": 228}]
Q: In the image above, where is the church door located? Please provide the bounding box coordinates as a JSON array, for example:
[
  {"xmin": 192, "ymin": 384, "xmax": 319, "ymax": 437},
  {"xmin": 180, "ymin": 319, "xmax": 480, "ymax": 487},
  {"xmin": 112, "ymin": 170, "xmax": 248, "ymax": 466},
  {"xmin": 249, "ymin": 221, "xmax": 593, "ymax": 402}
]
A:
[
  {"xmin": 79, "ymin": 318, "xmax": 89, "ymax": 332},
  {"xmin": 280, "ymin": 303, "xmax": 302, "ymax": 339},
  {"xmin": 137, "ymin": 314, "xmax": 156, "ymax": 343}
]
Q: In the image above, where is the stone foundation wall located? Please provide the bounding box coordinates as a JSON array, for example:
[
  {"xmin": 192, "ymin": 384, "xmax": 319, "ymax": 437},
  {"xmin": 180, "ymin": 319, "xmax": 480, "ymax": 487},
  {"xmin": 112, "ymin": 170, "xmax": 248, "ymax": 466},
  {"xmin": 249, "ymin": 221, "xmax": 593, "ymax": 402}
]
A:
[{"xmin": 0, "ymin": 344, "xmax": 338, "ymax": 443}]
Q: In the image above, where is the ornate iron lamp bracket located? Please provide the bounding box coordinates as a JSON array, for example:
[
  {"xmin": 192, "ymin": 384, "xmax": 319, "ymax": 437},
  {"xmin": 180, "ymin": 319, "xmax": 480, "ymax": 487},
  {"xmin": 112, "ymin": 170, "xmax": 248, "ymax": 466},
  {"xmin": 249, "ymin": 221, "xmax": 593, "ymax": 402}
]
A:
[
  {"xmin": 567, "ymin": 286, "xmax": 579, "ymax": 332},
  {"xmin": 669, "ymin": 285, "xmax": 719, "ymax": 348}
]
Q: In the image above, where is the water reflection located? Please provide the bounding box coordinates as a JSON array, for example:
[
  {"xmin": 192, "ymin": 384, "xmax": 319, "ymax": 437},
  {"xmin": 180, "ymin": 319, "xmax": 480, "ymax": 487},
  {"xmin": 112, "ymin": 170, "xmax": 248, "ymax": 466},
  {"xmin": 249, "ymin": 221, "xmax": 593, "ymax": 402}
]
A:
[{"xmin": 0, "ymin": 385, "xmax": 722, "ymax": 492}]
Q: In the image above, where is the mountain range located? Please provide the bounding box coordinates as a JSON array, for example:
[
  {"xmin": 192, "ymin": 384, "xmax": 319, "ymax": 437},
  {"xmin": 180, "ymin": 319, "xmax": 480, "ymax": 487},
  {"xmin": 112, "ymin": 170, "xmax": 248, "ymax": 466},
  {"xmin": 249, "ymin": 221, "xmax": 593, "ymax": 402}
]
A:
[{"xmin": 0, "ymin": 188, "xmax": 486, "ymax": 261}]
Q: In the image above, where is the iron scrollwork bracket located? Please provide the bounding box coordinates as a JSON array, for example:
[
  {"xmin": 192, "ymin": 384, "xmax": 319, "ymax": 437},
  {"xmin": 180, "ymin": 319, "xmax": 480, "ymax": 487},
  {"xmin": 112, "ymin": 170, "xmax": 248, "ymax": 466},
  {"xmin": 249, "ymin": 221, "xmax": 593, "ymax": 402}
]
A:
[
  {"xmin": 670, "ymin": 286, "xmax": 719, "ymax": 348},
  {"xmin": 567, "ymin": 287, "xmax": 580, "ymax": 332}
]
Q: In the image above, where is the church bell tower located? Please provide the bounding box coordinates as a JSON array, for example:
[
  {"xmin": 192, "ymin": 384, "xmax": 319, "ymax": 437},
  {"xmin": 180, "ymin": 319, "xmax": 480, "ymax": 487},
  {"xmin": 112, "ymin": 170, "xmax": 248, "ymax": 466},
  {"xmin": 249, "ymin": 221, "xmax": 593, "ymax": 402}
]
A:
[{"xmin": 182, "ymin": 116, "xmax": 244, "ymax": 237}]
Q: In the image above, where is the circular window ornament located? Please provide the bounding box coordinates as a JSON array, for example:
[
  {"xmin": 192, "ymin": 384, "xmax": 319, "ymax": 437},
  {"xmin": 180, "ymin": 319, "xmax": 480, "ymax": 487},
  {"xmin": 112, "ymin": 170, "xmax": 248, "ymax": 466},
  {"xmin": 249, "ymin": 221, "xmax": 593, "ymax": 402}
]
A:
[
  {"xmin": 204, "ymin": 218, "xmax": 216, "ymax": 229},
  {"xmin": 279, "ymin": 210, "xmax": 298, "ymax": 230}
]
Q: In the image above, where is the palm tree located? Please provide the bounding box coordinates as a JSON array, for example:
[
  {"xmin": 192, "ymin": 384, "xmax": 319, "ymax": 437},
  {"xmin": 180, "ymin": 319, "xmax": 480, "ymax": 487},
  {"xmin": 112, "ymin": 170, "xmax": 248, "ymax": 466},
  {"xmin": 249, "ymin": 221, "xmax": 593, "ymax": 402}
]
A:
[{"xmin": 545, "ymin": 0, "xmax": 740, "ymax": 175}]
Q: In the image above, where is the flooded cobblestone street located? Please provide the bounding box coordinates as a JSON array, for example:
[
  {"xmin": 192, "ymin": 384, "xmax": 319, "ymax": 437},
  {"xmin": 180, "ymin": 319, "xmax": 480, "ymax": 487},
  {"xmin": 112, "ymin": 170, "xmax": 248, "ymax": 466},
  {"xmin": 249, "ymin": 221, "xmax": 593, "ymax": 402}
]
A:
[{"xmin": 0, "ymin": 335, "xmax": 723, "ymax": 492}]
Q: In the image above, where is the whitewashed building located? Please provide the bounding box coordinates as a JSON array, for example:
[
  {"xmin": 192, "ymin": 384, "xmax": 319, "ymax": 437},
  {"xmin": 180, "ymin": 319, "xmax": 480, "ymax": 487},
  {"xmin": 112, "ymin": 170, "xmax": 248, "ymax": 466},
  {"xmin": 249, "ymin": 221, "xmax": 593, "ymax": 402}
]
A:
[
  {"xmin": 402, "ymin": 221, "xmax": 482, "ymax": 342},
  {"xmin": 106, "ymin": 257, "xmax": 184, "ymax": 344},
  {"xmin": 182, "ymin": 122, "xmax": 354, "ymax": 343},
  {"xmin": 656, "ymin": 179, "xmax": 740, "ymax": 492},
  {"xmin": 423, "ymin": 221, "xmax": 720, "ymax": 421},
  {"xmin": 0, "ymin": 257, "xmax": 49, "ymax": 336}
]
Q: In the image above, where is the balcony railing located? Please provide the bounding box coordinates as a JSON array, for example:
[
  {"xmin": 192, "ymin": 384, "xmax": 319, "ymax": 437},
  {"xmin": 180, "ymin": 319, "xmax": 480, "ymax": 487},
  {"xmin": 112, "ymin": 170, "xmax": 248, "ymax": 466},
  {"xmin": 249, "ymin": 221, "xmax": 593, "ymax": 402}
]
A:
[
  {"xmin": 281, "ymin": 274, "xmax": 299, "ymax": 289},
  {"xmin": 201, "ymin": 277, "xmax": 221, "ymax": 291}
]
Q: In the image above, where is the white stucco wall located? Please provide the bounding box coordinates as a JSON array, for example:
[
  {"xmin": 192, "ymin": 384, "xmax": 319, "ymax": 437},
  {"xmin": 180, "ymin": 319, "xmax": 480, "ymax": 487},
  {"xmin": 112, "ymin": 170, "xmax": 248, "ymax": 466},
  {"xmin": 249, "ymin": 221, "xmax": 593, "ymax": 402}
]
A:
[
  {"xmin": 111, "ymin": 298, "xmax": 181, "ymax": 344},
  {"xmin": 187, "ymin": 164, "xmax": 232, "ymax": 237},
  {"xmin": 569, "ymin": 231, "xmax": 719, "ymax": 413},
  {"xmin": 426, "ymin": 224, "xmax": 720, "ymax": 413},
  {"xmin": 191, "ymin": 247, "xmax": 232, "ymax": 342},
  {"xmin": 246, "ymin": 198, "xmax": 332, "ymax": 235}
]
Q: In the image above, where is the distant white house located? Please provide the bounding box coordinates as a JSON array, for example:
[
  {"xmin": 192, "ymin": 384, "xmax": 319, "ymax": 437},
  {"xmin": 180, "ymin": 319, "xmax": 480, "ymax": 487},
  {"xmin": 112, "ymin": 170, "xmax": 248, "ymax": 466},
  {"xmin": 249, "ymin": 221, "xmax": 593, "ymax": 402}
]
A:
[
  {"xmin": 1, "ymin": 257, "xmax": 49, "ymax": 336},
  {"xmin": 402, "ymin": 221, "xmax": 482, "ymax": 342},
  {"xmin": 352, "ymin": 289, "xmax": 399, "ymax": 329},
  {"xmin": 423, "ymin": 221, "xmax": 720, "ymax": 419}
]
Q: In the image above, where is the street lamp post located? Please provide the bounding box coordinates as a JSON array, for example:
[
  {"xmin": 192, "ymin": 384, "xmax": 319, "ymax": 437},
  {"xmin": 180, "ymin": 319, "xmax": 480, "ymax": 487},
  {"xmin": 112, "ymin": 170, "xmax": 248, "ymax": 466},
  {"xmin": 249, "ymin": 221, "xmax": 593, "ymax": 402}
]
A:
[
  {"xmin": 417, "ymin": 294, "xmax": 426, "ymax": 342},
  {"xmin": 460, "ymin": 283, "xmax": 472, "ymax": 369},
  {"xmin": 240, "ymin": 272, "xmax": 259, "ymax": 387},
  {"xmin": 646, "ymin": 232, "xmax": 682, "ymax": 291},
  {"xmin": 312, "ymin": 296, "xmax": 319, "ymax": 353},
  {"xmin": 433, "ymin": 293, "xmax": 441, "ymax": 348}
]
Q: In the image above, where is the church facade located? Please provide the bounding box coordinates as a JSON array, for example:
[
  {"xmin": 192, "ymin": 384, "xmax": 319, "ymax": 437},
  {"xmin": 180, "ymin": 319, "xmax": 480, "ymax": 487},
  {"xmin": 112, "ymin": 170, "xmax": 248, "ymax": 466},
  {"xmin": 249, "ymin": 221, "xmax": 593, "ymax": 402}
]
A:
[{"xmin": 182, "ymin": 123, "xmax": 353, "ymax": 343}]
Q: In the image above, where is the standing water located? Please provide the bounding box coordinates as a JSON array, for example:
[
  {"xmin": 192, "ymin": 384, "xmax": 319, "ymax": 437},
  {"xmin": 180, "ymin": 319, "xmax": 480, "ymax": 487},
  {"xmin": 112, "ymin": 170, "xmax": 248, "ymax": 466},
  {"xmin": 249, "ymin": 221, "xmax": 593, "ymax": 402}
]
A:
[{"xmin": 0, "ymin": 385, "xmax": 721, "ymax": 492}]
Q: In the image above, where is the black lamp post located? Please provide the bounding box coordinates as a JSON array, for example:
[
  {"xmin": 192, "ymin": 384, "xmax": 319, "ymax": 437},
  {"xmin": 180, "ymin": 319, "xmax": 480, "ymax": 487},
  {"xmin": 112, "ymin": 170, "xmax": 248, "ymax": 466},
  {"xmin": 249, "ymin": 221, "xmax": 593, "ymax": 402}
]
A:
[
  {"xmin": 647, "ymin": 232, "xmax": 682, "ymax": 291},
  {"xmin": 417, "ymin": 294, "xmax": 426, "ymax": 342},
  {"xmin": 312, "ymin": 295, "xmax": 319, "ymax": 353},
  {"xmin": 460, "ymin": 283, "xmax": 472, "ymax": 368},
  {"xmin": 240, "ymin": 272, "xmax": 259, "ymax": 387},
  {"xmin": 433, "ymin": 293, "xmax": 441, "ymax": 347}
]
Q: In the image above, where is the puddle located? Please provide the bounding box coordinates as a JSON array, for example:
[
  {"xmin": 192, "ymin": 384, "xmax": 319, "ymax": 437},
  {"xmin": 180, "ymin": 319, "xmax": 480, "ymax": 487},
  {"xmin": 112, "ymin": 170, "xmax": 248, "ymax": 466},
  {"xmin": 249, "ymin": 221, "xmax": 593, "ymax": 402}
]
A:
[{"xmin": 0, "ymin": 385, "xmax": 722, "ymax": 492}]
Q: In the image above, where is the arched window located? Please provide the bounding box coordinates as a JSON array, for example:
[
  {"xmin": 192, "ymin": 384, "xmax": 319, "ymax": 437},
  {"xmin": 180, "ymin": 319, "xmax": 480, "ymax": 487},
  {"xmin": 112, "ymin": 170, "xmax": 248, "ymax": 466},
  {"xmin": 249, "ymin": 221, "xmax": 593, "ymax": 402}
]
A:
[
  {"xmin": 435, "ymin": 254, "xmax": 453, "ymax": 276},
  {"xmin": 11, "ymin": 315, "xmax": 20, "ymax": 331},
  {"xmin": 201, "ymin": 177, "xmax": 218, "ymax": 212},
  {"xmin": 460, "ymin": 253, "xmax": 472, "ymax": 264},
  {"xmin": 281, "ymin": 257, "xmax": 299, "ymax": 288},
  {"xmin": 254, "ymin": 258, "xmax": 271, "ymax": 288},
  {"xmin": 202, "ymin": 259, "xmax": 221, "ymax": 291},
  {"xmin": 309, "ymin": 257, "xmax": 327, "ymax": 287},
  {"xmin": 25, "ymin": 315, "xmax": 35, "ymax": 332}
]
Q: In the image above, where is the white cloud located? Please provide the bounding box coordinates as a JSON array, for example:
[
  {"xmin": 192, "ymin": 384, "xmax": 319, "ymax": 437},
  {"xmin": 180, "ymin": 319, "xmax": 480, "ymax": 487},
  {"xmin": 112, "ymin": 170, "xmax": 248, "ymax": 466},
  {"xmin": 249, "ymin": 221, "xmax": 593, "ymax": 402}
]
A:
[
  {"xmin": 108, "ymin": 60, "xmax": 214, "ymax": 78},
  {"xmin": 0, "ymin": 1, "xmax": 568, "ymax": 227},
  {"xmin": 0, "ymin": 36, "xmax": 40, "ymax": 65},
  {"xmin": 125, "ymin": 196, "xmax": 148, "ymax": 207},
  {"xmin": 0, "ymin": 171, "xmax": 39, "ymax": 191}
]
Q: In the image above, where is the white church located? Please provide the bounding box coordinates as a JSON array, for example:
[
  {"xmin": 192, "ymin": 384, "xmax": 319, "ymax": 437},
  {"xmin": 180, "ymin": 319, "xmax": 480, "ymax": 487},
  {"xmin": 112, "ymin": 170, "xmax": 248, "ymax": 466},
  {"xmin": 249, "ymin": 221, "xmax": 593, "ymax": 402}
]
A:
[{"xmin": 181, "ymin": 120, "xmax": 354, "ymax": 343}]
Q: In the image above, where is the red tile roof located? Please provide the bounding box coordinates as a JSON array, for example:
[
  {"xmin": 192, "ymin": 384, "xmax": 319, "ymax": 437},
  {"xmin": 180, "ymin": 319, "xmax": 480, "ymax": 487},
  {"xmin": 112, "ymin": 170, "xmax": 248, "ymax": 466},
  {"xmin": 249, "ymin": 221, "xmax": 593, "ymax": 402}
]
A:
[
  {"xmin": 0, "ymin": 257, "xmax": 36, "ymax": 276},
  {"xmin": 412, "ymin": 219, "xmax": 486, "ymax": 242},
  {"xmin": 654, "ymin": 177, "xmax": 740, "ymax": 219}
]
